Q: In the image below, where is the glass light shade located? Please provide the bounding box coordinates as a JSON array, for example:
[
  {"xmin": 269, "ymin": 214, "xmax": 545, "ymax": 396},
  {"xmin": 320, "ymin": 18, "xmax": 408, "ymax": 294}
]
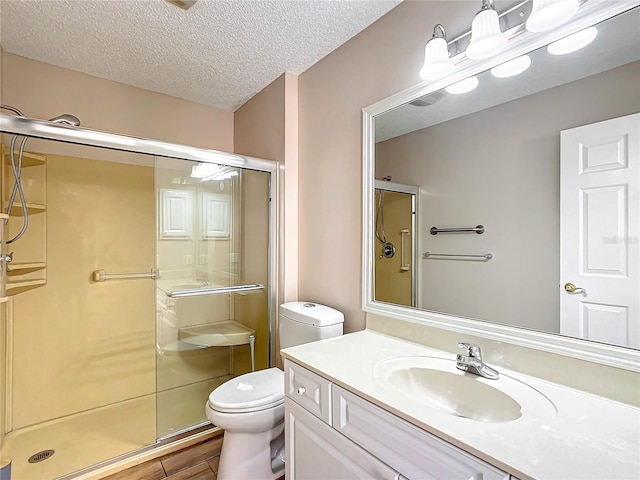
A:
[
  {"xmin": 445, "ymin": 76, "xmax": 479, "ymax": 94},
  {"xmin": 466, "ymin": 8, "xmax": 507, "ymax": 60},
  {"xmin": 490, "ymin": 55, "xmax": 532, "ymax": 78},
  {"xmin": 526, "ymin": 0, "xmax": 580, "ymax": 33},
  {"xmin": 420, "ymin": 36, "xmax": 455, "ymax": 80},
  {"xmin": 547, "ymin": 27, "xmax": 598, "ymax": 55}
]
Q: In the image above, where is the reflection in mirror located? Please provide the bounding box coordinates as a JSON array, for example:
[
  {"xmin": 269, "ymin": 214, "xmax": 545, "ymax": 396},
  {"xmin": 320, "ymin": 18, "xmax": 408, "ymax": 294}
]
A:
[
  {"xmin": 374, "ymin": 179, "xmax": 418, "ymax": 307},
  {"xmin": 371, "ymin": 7, "xmax": 639, "ymax": 350}
]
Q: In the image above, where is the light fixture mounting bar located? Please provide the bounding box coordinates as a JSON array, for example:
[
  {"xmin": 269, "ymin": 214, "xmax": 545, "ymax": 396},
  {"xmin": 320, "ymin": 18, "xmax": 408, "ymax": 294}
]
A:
[{"xmin": 446, "ymin": 0, "xmax": 591, "ymax": 61}]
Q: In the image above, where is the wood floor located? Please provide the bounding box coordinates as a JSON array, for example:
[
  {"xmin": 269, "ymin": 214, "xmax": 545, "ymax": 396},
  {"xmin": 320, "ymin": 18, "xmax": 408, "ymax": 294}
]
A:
[{"xmin": 100, "ymin": 435, "xmax": 223, "ymax": 480}]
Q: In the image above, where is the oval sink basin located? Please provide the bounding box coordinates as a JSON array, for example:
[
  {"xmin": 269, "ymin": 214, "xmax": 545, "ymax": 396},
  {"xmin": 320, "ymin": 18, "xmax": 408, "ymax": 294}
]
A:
[{"xmin": 373, "ymin": 356, "xmax": 556, "ymax": 423}]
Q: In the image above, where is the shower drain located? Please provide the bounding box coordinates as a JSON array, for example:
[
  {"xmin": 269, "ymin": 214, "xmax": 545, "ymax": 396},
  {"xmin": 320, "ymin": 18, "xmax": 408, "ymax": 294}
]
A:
[{"xmin": 28, "ymin": 450, "xmax": 55, "ymax": 463}]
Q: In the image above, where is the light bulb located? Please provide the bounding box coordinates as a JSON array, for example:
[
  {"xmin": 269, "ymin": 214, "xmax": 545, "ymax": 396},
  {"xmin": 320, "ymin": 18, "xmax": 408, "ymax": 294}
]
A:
[
  {"xmin": 526, "ymin": 0, "xmax": 580, "ymax": 33},
  {"xmin": 466, "ymin": 5, "xmax": 507, "ymax": 60},
  {"xmin": 491, "ymin": 55, "xmax": 532, "ymax": 78},
  {"xmin": 547, "ymin": 27, "xmax": 598, "ymax": 55},
  {"xmin": 191, "ymin": 163, "xmax": 218, "ymax": 178},
  {"xmin": 420, "ymin": 24, "xmax": 455, "ymax": 80},
  {"xmin": 445, "ymin": 76, "xmax": 479, "ymax": 95}
]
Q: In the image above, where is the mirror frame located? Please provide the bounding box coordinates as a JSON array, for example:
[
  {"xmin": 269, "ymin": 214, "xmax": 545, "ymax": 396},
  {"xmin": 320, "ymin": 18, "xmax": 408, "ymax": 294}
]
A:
[{"xmin": 362, "ymin": 0, "xmax": 640, "ymax": 372}]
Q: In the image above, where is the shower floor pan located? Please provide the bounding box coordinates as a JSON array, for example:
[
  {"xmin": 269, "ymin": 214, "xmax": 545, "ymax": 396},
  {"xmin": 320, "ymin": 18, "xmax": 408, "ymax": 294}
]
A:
[{"xmin": 178, "ymin": 320, "xmax": 255, "ymax": 347}]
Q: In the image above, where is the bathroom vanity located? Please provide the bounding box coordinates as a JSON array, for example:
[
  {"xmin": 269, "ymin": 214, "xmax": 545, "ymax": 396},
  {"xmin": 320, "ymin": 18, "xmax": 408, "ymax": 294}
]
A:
[{"xmin": 281, "ymin": 331, "xmax": 640, "ymax": 480}]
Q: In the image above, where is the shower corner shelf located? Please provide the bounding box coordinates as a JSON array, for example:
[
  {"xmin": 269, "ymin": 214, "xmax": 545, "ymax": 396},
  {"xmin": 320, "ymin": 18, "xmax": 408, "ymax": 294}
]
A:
[
  {"xmin": 6, "ymin": 279, "xmax": 46, "ymax": 295},
  {"xmin": 178, "ymin": 320, "xmax": 255, "ymax": 348},
  {"xmin": 6, "ymin": 262, "xmax": 46, "ymax": 273},
  {"xmin": 2, "ymin": 148, "xmax": 46, "ymax": 167},
  {"xmin": 1, "ymin": 144, "xmax": 48, "ymax": 295}
]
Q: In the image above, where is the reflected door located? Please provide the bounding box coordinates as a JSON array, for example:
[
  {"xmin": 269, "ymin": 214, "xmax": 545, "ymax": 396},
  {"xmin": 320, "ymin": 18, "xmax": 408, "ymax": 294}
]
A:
[
  {"xmin": 560, "ymin": 113, "xmax": 639, "ymax": 347},
  {"xmin": 374, "ymin": 183, "xmax": 417, "ymax": 307}
]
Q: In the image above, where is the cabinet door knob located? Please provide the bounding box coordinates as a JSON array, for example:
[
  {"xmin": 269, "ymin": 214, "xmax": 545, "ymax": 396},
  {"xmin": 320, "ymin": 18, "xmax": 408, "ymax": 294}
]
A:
[{"xmin": 297, "ymin": 386, "xmax": 306, "ymax": 395}]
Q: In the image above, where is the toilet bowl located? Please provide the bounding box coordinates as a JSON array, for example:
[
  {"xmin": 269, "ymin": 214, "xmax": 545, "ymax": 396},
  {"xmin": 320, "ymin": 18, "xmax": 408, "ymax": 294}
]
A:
[
  {"xmin": 205, "ymin": 302, "xmax": 344, "ymax": 480},
  {"xmin": 206, "ymin": 368, "xmax": 285, "ymax": 480}
]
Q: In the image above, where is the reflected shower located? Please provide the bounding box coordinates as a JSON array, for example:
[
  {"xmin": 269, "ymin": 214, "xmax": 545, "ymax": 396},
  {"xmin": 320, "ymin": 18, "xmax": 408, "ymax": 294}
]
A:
[
  {"xmin": 375, "ymin": 176, "xmax": 395, "ymax": 259},
  {"xmin": 0, "ymin": 105, "xmax": 81, "ymax": 243}
]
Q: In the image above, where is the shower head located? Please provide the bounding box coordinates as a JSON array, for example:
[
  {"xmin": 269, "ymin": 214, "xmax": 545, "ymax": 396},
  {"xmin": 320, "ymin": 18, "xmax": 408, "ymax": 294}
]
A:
[{"xmin": 49, "ymin": 114, "xmax": 81, "ymax": 126}]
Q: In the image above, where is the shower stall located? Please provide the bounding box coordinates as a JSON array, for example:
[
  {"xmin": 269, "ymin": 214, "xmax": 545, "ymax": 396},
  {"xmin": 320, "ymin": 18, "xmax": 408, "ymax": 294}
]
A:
[
  {"xmin": 0, "ymin": 112, "xmax": 278, "ymax": 479},
  {"xmin": 373, "ymin": 180, "xmax": 418, "ymax": 308}
]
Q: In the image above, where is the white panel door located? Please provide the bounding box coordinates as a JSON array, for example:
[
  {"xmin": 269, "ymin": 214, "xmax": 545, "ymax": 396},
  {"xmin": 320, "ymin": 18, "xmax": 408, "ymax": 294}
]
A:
[{"xmin": 560, "ymin": 113, "xmax": 639, "ymax": 347}]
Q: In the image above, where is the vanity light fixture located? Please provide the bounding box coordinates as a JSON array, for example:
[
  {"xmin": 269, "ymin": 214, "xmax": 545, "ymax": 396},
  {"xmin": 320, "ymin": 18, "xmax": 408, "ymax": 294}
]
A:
[
  {"xmin": 419, "ymin": 24, "xmax": 455, "ymax": 80},
  {"xmin": 490, "ymin": 55, "xmax": 532, "ymax": 78},
  {"xmin": 525, "ymin": 0, "xmax": 580, "ymax": 32},
  {"xmin": 445, "ymin": 76, "xmax": 479, "ymax": 94},
  {"xmin": 547, "ymin": 26, "xmax": 598, "ymax": 55},
  {"xmin": 466, "ymin": 0, "xmax": 508, "ymax": 60}
]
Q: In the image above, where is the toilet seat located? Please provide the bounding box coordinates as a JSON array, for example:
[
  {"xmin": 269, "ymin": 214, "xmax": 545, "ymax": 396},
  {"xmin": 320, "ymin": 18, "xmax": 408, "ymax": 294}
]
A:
[{"xmin": 208, "ymin": 367, "xmax": 284, "ymax": 414}]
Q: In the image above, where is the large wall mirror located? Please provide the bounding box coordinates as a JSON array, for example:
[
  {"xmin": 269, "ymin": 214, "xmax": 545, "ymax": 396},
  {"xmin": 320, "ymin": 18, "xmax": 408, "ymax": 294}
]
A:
[{"xmin": 363, "ymin": 1, "xmax": 640, "ymax": 370}]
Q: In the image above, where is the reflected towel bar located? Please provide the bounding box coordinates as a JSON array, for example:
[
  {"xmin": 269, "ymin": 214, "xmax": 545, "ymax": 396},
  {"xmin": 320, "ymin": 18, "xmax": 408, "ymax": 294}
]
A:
[
  {"xmin": 167, "ymin": 283, "xmax": 265, "ymax": 298},
  {"xmin": 423, "ymin": 252, "xmax": 493, "ymax": 260},
  {"xmin": 92, "ymin": 268, "xmax": 159, "ymax": 282},
  {"xmin": 430, "ymin": 225, "xmax": 484, "ymax": 235}
]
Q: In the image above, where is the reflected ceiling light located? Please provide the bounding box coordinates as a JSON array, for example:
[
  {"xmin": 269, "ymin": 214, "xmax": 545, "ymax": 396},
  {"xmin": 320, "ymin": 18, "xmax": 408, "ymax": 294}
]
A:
[
  {"xmin": 445, "ymin": 76, "xmax": 479, "ymax": 94},
  {"xmin": 526, "ymin": 0, "xmax": 580, "ymax": 33},
  {"xmin": 547, "ymin": 26, "xmax": 598, "ymax": 55},
  {"xmin": 190, "ymin": 163, "xmax": 219, "ymax": 178},
  {"xmin": 419, "ymin": 24, "xmax": 455, "ymax": 80},
  {"xmin": 466, "ymin": 0, "xmax": 508, "ymax": 60},
  {"xmin": 490, "ymin": 55, "xmax": 532, "ymax": 78}
]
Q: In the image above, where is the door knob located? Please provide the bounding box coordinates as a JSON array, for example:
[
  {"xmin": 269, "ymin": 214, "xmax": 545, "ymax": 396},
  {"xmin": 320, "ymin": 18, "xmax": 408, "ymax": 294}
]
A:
[{"xmin": 564, "ymin": 282, "xmax": 586, "ymax": 294}]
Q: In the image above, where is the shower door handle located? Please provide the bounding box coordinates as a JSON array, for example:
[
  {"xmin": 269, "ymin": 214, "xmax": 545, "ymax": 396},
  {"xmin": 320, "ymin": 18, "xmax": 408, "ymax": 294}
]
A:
[{"xmin": 400, "ymin": 229, "xmax": 410, "ymax": 271}]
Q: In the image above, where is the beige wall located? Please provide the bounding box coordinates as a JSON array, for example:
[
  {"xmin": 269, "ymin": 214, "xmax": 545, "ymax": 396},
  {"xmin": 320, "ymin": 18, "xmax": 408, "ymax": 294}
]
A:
[
  {"xmin": 234, "ymin": 73, "xmax": 299, "ymax": 362},
  {"xmin": 1, "ymin": 53, "xmax": 233, "ymax": 152},
  {"xmin": 376, "ymin": 61, "xmax": 640, "ymax": 333},
  {"xmin": 297, "ymin": 1, "xmax": 492, "ymax": 332}
]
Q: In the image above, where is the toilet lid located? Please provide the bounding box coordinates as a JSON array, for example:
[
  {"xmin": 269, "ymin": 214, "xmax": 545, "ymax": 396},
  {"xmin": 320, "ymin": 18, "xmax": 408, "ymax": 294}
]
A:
[{"xmin": 208, "ymin": 367, "xmax": 284, "ymax": 413}]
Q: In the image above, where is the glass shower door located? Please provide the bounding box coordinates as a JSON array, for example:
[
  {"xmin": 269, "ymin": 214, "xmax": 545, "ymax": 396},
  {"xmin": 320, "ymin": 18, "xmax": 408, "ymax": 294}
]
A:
[{"xmin": 154, "ymin": 158, "xmax": 271, "ymax": 438}]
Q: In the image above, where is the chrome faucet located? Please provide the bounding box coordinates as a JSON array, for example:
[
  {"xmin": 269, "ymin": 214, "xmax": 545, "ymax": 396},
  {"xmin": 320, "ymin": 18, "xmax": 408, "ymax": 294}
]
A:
[{"xmin": 456, "ymin": 343, "xmax": 499, "ymax": 379}]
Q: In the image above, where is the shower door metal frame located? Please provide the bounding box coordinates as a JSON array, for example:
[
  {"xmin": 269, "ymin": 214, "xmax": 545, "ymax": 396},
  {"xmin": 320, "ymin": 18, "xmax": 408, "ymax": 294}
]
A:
[{"xmin": 0, "ymin": 111, "xmax": 281, "ymax": 390}]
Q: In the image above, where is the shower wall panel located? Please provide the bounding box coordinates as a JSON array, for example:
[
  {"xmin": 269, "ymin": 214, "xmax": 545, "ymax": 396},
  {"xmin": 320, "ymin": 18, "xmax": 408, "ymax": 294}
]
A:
[{"xmin": 11, "ymin": 154, "xmax": 156, "ymax": 429}]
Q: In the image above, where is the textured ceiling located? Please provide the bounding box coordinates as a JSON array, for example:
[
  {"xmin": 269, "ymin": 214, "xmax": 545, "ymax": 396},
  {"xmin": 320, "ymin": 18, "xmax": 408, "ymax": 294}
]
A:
[{"xmin": 0, "ymin": 0, "xmax": 402, "ymax": 111}]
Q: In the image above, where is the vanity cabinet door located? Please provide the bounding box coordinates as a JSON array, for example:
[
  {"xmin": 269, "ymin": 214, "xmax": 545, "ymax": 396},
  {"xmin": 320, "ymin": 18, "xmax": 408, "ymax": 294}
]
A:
[
  {"xmin": 285, "ymin": 397, "xmax": 400, "ymax": 480},
  {"xmin": 332, "ymin": 386, "xmax": 509, "ymax": 480}
]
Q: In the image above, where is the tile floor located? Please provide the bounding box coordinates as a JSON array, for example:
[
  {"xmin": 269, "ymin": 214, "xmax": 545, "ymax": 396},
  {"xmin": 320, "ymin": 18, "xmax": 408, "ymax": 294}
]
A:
[{"xmin": 100, "ymin": 435, "xmax": 223, "ymax": 480}]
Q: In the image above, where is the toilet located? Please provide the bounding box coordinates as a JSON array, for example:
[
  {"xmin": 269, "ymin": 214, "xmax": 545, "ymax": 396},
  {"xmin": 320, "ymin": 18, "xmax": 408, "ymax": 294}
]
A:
[{"xmin": 206, "ymin": 301, "xmax": 344, "ymax": 480}]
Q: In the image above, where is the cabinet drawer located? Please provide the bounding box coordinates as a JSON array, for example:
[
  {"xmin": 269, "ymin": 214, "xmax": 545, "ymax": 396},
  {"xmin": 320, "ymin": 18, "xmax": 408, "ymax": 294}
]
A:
[
  {"xmin": 332, "ymin": 386, "xmax": 508, "ymax": 480},
  {"xmin": 285, "ymin": 359, "xmax": 332, "ymax": 424}
]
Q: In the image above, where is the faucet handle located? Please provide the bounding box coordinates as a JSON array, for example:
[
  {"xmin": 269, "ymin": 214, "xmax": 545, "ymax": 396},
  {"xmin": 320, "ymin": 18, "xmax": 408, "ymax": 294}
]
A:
[{"xmin": 458, "ymin": 342, "xmax": 482, "ymax": 359}]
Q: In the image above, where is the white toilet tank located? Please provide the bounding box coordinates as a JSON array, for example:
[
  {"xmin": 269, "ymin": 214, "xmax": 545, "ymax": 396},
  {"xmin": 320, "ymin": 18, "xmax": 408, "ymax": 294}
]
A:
[{"xmin": 279, "ymin": 302, "xmax": 344, "ymax": 350}]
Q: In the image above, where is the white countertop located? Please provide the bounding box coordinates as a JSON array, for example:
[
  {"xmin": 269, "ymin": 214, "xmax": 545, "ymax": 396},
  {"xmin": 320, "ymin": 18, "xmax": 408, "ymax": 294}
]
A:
[{"xmin": 281, "ymin": 330, "xmax": 640, "ymax": 480}]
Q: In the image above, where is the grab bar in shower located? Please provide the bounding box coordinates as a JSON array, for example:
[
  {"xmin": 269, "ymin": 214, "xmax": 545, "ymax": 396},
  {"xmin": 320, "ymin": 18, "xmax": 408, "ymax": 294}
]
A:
[
  {"xmin": 166, "ymin": 283, "xmax": 265, "ymax": 298},
  {"xmin": 423, "ymin": 252, "xmax": 493, "ymax": 260},
  {"xmin": 92, "ymin": 268, "xmax": 159, "ymax": 282},
  {"xmin": 400, "ymin": 229, "xmax": 410, "ymax": 271},
  {"xmin": 430, "ymin": 225, "xmax": 485, "ymax": 235}
]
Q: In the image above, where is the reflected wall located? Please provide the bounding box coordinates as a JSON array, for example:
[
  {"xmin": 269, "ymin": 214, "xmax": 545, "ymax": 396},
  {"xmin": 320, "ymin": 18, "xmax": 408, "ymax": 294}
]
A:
[{"xmin": 376, "ymin": 61, "xmax": 640, "ymax": 333}]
